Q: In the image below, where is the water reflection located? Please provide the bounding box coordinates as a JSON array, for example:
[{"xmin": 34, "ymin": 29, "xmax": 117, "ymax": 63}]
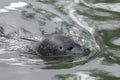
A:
[
  {"xmin": 99, "ymin": 29, "xmax": 120, "ymax": 48},
  {"xmin": 0, "ymin": 2, "xmax": 27, "ymax": 13},
  {"xmin": 54, "ymin": 72, "xmax": 96, "ymax": 80},
  {"xmin": 112, "ymin": 38, "xmax": 120, "ymax": 46},
  {"xmin": 84, "ymin": 0, "xmax": 120, "ymax": 3},
  {"xmin": 91, "ymin": 70, "xmax": 120, "ymax": 80}
]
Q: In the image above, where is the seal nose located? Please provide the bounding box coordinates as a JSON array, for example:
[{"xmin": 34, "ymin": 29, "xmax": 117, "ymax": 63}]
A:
[{"xmin": 83, "ymin": 48, "xmax": 91, "ymax": 56}]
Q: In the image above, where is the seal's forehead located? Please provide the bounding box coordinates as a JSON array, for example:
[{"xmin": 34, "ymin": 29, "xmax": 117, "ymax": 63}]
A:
[
  {"xmin": 44, "ymin": 35, "xmax": 78, "ymax": 47},
  {"xmin": 47, "ymin": 35, "xmax": 73, "ymax": 42}
]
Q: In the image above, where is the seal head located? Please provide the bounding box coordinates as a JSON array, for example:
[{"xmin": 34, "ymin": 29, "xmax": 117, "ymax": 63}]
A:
[{"xmin": 37, "ymin": 35, "xmax": 91, "ymax": 57}]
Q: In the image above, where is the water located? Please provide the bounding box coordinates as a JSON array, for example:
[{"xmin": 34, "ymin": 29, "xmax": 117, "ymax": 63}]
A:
[{"xmin": 0, "ymin": 0, "xmax": 120, "ymax": 80}]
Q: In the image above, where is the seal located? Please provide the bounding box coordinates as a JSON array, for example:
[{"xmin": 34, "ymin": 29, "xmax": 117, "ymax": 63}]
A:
[{"xmin": 35, "ymin": 35, "xmax": 91, "ymax": 57}]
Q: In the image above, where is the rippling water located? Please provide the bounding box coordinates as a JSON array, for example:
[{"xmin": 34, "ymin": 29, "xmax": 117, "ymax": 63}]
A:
[{"xmin": 0, "ymin": 0, "xmax": 120, "ymax": 80}]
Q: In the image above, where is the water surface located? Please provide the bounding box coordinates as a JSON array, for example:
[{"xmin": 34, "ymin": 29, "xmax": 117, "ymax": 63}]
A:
[{"xmin": 0, "ymin": 0, "xmax": 120, "ymax": 80}]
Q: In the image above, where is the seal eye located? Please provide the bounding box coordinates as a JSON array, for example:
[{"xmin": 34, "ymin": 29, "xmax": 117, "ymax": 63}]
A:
[
  {"xmin": 67, "ymin": 46, "xmax": 73, "ymax": 51},
  {"xmin": 59, "ymin": 46, "xmax": 63, "ymax": 49}
]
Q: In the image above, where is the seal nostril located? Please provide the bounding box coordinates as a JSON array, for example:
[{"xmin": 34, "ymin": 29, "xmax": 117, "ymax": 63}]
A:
[
  {"xmin": 84, "ymin": 48, "xmax": 91, "ymax": 56},
  {"xmin": 67, "ymin": 46, "xmax": 73, "ymax": 51}
]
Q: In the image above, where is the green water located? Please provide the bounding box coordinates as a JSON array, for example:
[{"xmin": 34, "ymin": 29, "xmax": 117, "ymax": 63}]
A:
[{"xmin": 0, "ymin": 0, "xmax": 120, "ymax": 80}]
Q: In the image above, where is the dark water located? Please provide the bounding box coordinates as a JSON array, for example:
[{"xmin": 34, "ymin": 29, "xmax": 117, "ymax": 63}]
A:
[{"xmin": 0, "ymin": 0, "xmax": 120, "ymax": 80}]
